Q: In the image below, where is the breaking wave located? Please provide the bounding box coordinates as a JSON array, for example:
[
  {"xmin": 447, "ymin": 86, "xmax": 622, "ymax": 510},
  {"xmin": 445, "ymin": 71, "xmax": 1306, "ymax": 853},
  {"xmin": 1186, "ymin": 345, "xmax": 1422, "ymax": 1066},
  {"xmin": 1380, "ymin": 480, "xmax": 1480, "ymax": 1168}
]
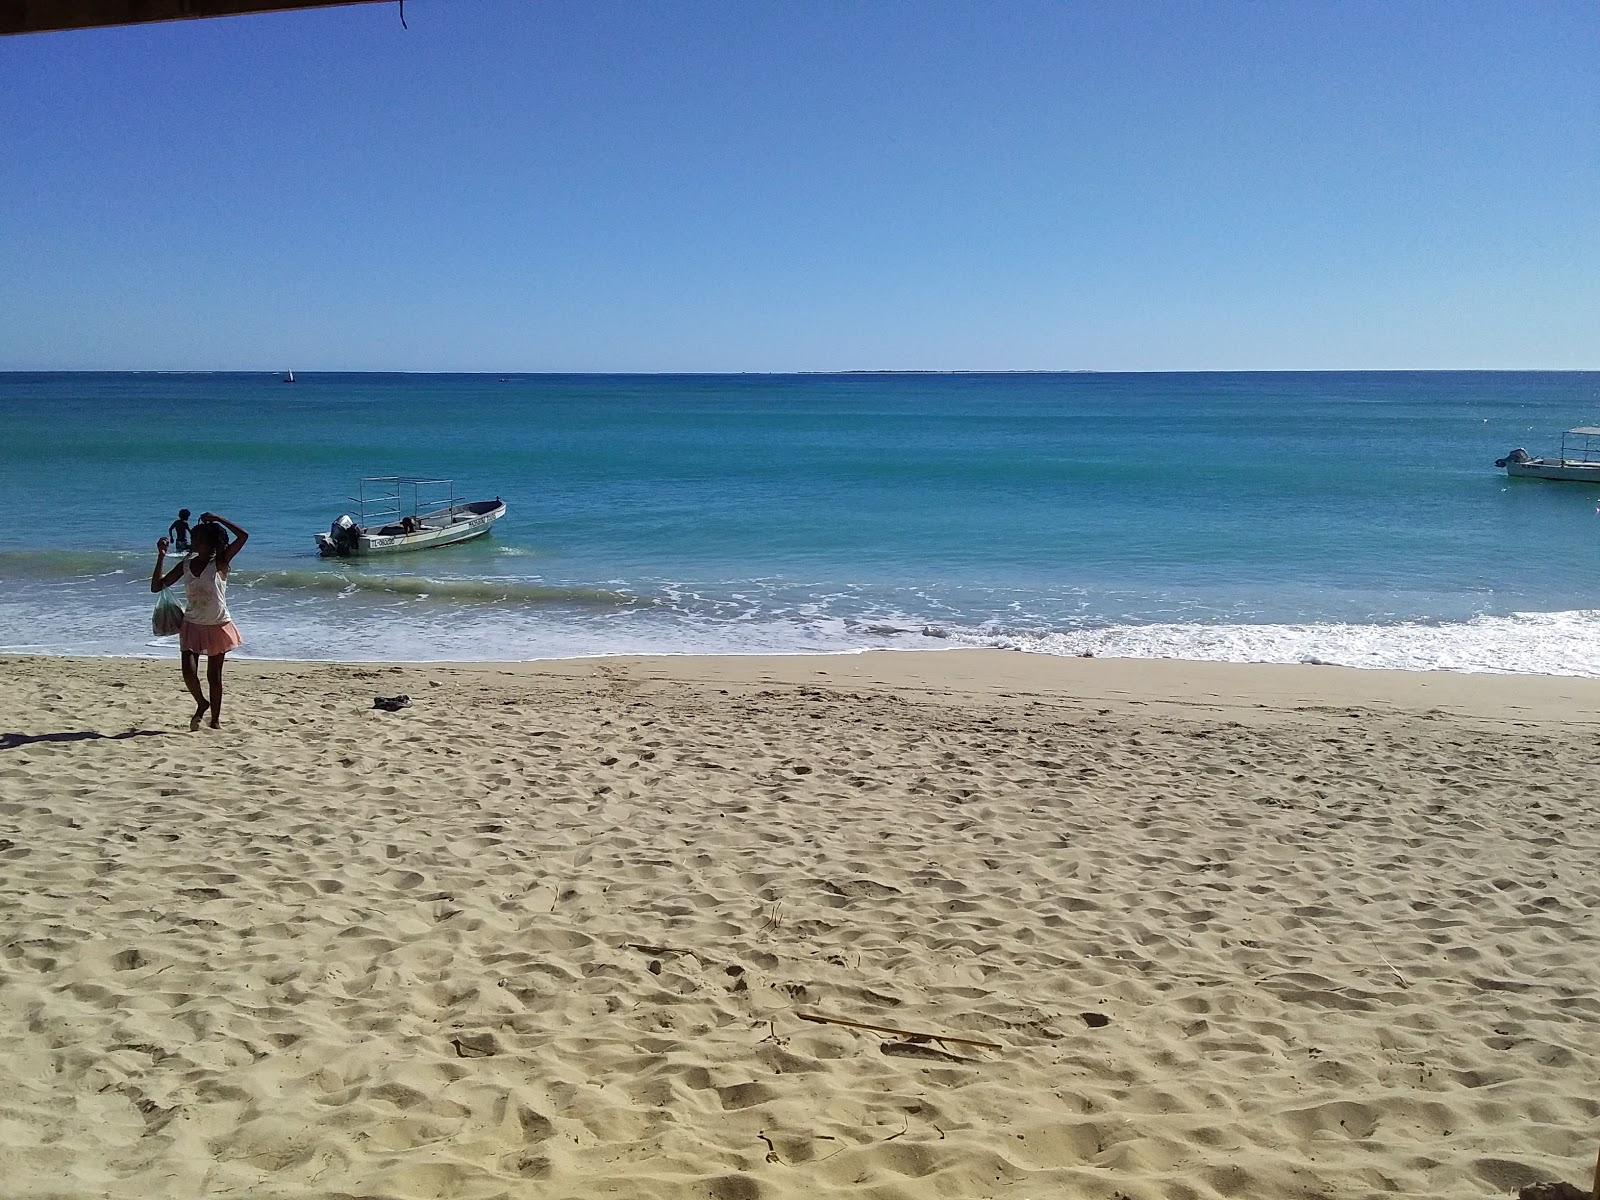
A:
[{"xmin": 923, "ymin": 608, "xmax": 1600, "ymax": 677}]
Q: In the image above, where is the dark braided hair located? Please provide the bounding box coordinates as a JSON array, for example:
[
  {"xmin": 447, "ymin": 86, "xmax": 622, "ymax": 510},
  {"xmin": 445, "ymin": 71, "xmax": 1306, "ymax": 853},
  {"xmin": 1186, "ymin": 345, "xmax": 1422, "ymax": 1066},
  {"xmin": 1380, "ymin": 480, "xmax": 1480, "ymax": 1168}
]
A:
[{"xmin": 193, "ymin": 520, "xmax": 230, "ymax": 556}]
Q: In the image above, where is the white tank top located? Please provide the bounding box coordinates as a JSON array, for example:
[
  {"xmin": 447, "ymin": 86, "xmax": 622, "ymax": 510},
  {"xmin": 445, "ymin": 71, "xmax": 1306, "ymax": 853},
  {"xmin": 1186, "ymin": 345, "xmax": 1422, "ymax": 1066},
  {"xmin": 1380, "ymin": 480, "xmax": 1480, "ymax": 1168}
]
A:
[{"xmin": 184, "ymin": 560, "xmax": 232, "ymax": 625}]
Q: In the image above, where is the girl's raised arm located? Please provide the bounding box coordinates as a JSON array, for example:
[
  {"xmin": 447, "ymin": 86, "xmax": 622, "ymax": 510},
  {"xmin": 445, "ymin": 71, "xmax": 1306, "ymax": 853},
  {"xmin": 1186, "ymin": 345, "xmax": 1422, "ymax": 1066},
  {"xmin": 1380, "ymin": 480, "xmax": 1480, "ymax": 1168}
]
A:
[{"xmin": 150, "ymin": 538, "xmax": 184, "ymax": 593}]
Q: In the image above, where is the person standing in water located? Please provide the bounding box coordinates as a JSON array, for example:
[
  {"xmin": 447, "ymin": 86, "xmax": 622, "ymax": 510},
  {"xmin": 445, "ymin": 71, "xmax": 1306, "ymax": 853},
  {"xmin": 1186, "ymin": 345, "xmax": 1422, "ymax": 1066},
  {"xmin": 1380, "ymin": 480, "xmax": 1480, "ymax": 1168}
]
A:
[
  {"xmin": 151, "ymin": 512, "xmax": 248, "ymax": 730},
  {"xmin": 167, "ymin": 509, "xmax": 192, "ymax": 553}
]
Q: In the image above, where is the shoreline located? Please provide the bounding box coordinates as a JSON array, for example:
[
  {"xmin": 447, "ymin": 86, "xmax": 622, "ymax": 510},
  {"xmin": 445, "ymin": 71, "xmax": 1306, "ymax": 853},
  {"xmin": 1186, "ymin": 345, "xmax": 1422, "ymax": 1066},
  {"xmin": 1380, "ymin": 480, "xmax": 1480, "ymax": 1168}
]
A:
[
  {"xmin": 11, "ymin": 646, "xmax": 1600, "ymax": 728},
  {"xmin": 2, "ymin": 649, "xmax": 1597, "ymax": 1197},
  {"xmin": 14, "ymin": 596, "xmax": 1600, "ymax": 678}
]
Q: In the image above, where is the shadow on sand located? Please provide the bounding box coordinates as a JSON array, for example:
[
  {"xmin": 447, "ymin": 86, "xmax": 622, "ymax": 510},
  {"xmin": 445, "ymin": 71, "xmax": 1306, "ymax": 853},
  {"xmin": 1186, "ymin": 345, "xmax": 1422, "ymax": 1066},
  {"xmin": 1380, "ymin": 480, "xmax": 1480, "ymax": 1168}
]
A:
[{"xmin": 0, "ymin": 730, "xmax": 166, "ymax": 751}]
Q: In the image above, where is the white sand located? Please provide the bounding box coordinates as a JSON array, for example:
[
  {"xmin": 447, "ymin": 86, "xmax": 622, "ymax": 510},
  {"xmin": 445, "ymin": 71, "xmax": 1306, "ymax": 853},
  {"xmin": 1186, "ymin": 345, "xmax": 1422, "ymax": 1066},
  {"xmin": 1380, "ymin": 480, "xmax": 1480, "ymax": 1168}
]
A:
[{"xmin": 1, "ymin": 651, "xmax": 1597, "ymax": 1199}]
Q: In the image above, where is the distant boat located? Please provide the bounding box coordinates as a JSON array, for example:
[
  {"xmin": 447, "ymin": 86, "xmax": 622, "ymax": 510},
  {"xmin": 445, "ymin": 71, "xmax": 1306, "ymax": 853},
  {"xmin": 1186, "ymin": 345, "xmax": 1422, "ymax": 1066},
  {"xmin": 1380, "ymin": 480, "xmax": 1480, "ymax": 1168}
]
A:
[
  {"xmin": 1496, "ymin": 427, "xmax": 1600, "ymax": 482},
  {"xmin": 284, "ymin": 370, "xmax": 296, "ymax": 384},
  {"xmin": 315, "ymin": 476, "xmax": 507, "ymax": 557}
]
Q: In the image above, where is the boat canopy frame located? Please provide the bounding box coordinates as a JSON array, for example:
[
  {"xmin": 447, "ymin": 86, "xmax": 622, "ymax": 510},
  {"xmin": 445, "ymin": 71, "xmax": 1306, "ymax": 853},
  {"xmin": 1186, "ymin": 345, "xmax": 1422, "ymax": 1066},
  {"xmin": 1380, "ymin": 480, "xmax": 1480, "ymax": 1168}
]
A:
[
  {"xmin": 1559, "ymin": 429, "xmax": 1600, "ymax": 466},
  {"xmin": 349, "ymin": 477, "xmax": 463, "ymax": 529}
]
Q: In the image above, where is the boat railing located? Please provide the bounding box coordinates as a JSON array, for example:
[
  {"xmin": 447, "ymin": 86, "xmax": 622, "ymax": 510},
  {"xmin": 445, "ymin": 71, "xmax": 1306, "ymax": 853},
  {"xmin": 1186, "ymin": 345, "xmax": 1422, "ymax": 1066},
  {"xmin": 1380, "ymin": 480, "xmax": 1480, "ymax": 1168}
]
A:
[
  {"xmin": 1559, "ymin": 429, "xmax": 1600, "ymax": 466},
  {"xmin": 350, "ymin": 477, "xmax": 461, "ymax": 528}
]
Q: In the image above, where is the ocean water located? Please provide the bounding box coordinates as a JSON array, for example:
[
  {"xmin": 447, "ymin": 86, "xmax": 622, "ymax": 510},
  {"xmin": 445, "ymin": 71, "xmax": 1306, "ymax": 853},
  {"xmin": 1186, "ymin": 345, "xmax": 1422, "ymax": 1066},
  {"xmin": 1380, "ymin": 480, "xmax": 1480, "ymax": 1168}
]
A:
[{"xmin": 3, "ymin": 370, "xmax": 1600, "ymax": 674}]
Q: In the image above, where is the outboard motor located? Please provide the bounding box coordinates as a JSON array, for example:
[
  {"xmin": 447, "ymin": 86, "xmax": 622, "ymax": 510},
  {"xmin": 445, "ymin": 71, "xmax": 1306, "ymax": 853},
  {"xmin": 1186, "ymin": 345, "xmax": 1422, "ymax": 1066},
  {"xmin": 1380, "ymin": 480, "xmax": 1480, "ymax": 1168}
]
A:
[
  {"xmin": 1494, "ymin": 448, "xmax": 1531, "ymax": 468},
  {"xmin": 329, "ymin": 514, "xmax": 359, "ymax": 556}
]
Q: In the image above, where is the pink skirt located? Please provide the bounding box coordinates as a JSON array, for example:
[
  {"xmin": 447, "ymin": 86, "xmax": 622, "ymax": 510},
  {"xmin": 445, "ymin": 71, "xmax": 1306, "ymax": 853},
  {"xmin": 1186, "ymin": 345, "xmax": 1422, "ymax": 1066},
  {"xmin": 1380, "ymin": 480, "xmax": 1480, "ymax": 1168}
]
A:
[{"xmin": 180, "ymin": 619, "xmax": 242, "ymax": 656}]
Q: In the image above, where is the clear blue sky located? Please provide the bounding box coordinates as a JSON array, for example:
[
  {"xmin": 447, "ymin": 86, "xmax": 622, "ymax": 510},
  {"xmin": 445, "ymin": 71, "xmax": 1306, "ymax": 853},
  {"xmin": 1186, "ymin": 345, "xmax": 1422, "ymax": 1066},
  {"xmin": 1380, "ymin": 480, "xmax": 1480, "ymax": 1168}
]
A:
[{"xmin": 1, "ymin": 0, "xmax": 1594, "ymax": 371}]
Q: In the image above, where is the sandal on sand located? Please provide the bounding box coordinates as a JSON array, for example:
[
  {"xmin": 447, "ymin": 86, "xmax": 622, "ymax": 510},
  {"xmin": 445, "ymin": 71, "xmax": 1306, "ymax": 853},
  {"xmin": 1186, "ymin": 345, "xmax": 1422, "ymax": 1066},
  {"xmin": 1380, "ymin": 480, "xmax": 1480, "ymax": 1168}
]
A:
[{"xmin": 373, "ymin": 694, "xmax": 412, "ymax": 712}]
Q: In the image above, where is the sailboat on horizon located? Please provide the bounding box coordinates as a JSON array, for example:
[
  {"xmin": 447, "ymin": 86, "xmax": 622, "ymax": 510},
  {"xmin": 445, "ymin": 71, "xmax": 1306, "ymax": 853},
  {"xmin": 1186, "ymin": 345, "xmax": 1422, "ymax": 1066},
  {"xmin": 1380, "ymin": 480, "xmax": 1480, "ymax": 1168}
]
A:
[{"xmin": 283, "ymin": 370, "xmax": 296, "ymax": 384}]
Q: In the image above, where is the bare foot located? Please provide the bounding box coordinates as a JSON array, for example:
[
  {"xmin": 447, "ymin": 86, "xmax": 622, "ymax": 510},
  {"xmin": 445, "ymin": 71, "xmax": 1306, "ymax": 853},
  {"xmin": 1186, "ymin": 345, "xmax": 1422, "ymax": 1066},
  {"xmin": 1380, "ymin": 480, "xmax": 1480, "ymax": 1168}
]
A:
[
  {"xmin": 209, "ymin": 718, "xmax": 222, "ymax": 730},
  {"xmin": 190, "ymin": 703, "xmax": 209, "ymax": 732}
]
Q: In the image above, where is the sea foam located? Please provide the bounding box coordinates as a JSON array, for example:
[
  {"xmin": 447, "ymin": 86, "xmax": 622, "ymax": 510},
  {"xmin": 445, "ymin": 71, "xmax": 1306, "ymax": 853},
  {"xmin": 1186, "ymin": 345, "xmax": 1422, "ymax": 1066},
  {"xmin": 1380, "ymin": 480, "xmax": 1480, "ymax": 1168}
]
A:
[
  {"xmin": 9, "ymin": 570, "xmax": 1600, "ymax": 676},
  {"xmin": 930, "ymin": 609, "xmax": 1600, "ymax": 677}
]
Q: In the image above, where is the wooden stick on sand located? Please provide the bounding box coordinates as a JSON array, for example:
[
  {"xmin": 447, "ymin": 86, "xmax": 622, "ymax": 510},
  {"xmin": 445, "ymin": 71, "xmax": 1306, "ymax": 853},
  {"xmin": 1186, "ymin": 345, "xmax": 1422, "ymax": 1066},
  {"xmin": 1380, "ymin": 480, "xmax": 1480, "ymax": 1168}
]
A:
[{"xmin": 796, "ymin": 1011, "xmax": 1001, "ymax": 1050}]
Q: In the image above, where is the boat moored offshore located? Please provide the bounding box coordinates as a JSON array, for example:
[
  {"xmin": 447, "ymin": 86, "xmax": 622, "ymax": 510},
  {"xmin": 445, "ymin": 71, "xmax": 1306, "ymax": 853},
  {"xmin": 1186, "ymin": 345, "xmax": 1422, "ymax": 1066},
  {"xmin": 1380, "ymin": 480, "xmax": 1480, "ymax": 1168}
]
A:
[
  {"xmin": 1496, "ymin": 428, "xmax": 1600, "ymax": 482},
  {"xmin": 315, "ymin": 477, "xmax": 507, "ymax": 557}
]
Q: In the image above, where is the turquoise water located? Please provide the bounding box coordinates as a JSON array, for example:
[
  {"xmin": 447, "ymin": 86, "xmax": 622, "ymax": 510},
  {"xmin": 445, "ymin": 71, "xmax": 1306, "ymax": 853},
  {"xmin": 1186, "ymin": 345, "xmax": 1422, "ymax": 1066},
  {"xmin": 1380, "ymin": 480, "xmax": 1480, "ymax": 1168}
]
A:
[{"xmin": 3, "ymin": 370, "xmax": 1600, "ymax": 672}]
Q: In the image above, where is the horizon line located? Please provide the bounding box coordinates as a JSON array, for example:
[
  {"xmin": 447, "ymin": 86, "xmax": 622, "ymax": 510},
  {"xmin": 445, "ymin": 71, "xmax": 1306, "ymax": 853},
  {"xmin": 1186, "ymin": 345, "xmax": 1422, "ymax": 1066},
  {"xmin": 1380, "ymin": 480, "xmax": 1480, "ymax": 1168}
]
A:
[{"xmin": 3, "ymin": 367, "xmax": 1597, "ymax": 376}]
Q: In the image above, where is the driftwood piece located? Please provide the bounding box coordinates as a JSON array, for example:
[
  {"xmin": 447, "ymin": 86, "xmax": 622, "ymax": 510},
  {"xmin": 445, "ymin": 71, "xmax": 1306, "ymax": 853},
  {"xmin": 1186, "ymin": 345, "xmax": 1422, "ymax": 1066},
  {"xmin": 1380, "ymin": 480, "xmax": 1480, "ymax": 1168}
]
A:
[
  {"xmin": 881, "ymin": 1041, "xmax": 974, "ymax": 1064},
  {"xmin": 624, "ymin": 941, "xmax": 695, "ymax": 958},
  {"xmin": 623, "ymin": 941, "xmax": 722, "ymax": 967},
  {"xmin": 796, "ymin": 1011, "xmax": 1001, "ymax": 1050},
  {"xmin": 450, "ymin": 1035, "xmax": 495, "ymax": 1059}
]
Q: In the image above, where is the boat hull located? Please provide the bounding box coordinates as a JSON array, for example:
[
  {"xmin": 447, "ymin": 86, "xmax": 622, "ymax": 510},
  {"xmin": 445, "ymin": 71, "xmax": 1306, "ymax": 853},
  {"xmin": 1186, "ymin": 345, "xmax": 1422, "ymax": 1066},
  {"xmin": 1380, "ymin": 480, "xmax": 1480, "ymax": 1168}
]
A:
[
  {"xmin": 316, "ymin": 500, "xmax": 506, "ymax": 557},
  {"xmin": 1504, "ymin": 462, "xmax": 1600, "ymax": 483}
]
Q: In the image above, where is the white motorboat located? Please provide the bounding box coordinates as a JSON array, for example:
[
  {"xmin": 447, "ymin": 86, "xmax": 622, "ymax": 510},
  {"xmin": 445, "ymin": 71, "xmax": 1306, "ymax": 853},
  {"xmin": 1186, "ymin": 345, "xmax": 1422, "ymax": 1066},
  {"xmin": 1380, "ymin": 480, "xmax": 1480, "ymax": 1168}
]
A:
[
  {"xmin": 1496, "ymin": 428, "xmax": 1600, "ymax": 482},
  {"xmin": 316, "ymin": 477, "xmax": 507, "ymax": 557}
]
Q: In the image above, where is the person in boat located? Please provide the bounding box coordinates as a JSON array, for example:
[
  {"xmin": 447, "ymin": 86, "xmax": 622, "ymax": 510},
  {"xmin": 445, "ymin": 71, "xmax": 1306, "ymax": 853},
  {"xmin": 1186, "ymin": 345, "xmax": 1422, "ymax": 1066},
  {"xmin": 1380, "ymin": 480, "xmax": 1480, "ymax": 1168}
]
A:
[
  {"xmin": 400, "ymin": 515, "xmax": 422, "ymax": 533},
  {"xmin": 168, "ymin": 509, "xmax": 192, "ymax": 553},
  {"xmin": 150, "ymin": 512, "xmax": 248, "ymax": 731}
]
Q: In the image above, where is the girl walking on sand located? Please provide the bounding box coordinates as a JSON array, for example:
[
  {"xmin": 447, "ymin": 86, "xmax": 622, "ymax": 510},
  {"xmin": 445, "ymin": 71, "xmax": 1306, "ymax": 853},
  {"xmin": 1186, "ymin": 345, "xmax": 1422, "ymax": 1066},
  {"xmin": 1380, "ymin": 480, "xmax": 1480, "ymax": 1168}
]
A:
[{"xmin": 151, "ymin": 512, "xmax": 248, "ymax": 730}]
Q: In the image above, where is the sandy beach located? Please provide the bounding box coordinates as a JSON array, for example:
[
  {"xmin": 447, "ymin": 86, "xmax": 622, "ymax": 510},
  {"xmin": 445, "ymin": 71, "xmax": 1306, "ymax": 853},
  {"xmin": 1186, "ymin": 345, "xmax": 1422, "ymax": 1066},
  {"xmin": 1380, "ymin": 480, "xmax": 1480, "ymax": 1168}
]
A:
[{"xmin": 1, "ymin": 649, "xmax": 1597, "ymax": 1200}]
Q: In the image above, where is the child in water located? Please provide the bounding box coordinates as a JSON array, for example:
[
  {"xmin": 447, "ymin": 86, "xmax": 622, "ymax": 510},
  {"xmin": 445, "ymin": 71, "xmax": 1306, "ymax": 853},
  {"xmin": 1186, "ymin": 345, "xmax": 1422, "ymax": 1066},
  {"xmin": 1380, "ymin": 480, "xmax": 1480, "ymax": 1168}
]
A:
[
  {"xmin": 151, "ymin": 512, "xmax": 249, "ymax": 730},
  {"xmin": 168, "ymin": 509, "xmax": 192, "ymax": 553}
]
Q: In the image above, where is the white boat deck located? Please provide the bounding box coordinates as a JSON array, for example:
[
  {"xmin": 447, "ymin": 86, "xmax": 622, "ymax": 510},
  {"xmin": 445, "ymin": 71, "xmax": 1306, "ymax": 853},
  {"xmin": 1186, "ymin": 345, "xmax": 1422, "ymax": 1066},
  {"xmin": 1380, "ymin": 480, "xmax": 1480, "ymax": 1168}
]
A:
[{"xmin": 315, "ymin": 480, "xmax": 506, "ymax": 557}]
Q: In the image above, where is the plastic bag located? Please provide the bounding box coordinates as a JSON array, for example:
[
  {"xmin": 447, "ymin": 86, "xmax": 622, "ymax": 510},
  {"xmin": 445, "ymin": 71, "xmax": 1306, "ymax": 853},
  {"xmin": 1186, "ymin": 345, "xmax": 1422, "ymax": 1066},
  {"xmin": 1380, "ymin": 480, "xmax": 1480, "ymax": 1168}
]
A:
[{"xmin": 152, "ymin": 589, "xmax": 185, "ymax": 637}]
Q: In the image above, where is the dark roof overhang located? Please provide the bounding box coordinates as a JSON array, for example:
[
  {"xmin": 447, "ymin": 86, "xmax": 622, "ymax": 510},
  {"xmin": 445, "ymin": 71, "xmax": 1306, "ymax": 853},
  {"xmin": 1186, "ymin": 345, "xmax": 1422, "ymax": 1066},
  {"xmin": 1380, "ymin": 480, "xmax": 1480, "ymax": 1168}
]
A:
[{"xmin": 1, "ymin": 1, "xmax": 386, "ymax": 37}]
